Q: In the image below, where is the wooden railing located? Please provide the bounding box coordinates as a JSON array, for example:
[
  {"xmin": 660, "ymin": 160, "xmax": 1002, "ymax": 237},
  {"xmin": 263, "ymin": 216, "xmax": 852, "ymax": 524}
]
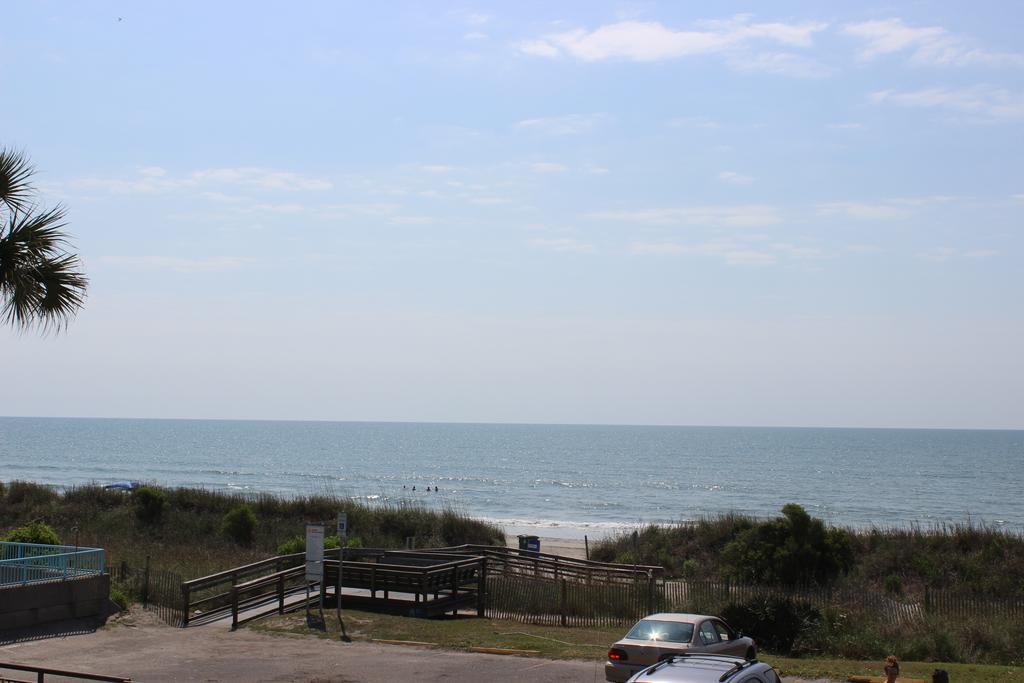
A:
[
  {"xmin": 0, "ymin": 661, "xmax": 131, "ymax": 682},
  {"xmin": 425, "ymin": 544, "xmax": 662, "ymax": 583}
]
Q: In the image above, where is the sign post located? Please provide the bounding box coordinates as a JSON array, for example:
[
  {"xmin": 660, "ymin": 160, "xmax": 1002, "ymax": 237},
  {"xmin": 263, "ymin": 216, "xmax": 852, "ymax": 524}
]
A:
[
  {"xmin": 305, "ymin": 523, "xmax": 325, "ymax": 630},
  {"xmin": 336, "ymin": 512, "xmax": 350, "ymax": 641}
]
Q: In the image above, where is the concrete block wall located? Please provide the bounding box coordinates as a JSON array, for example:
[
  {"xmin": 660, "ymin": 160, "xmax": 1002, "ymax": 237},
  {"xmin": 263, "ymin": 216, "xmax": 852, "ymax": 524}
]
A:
[{"xmin": 0, "ymin": 574, "xmax": 110, "ymax": 631}]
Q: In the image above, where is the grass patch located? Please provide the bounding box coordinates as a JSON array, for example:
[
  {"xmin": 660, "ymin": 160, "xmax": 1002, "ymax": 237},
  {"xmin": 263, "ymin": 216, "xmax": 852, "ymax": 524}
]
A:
[{"xmin": 250, "ymin": 611, "xmax": 1024, "ymax": 683}]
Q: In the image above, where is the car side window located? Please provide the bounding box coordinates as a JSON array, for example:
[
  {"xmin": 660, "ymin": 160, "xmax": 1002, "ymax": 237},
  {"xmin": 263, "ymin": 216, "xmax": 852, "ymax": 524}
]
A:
[
  {"xmin": 713, "ymin": 620, "xmax": 733, "ymax": 641},
  {"xmin": 698, "ymin": 620, "xmax": 719, "ymax": 644}
]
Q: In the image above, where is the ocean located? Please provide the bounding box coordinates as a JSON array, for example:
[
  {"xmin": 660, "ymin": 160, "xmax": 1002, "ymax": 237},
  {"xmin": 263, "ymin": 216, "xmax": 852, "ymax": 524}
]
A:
[{"xmin": 2, "ymin": 417, "xmax": 1022, "ymax": 538}]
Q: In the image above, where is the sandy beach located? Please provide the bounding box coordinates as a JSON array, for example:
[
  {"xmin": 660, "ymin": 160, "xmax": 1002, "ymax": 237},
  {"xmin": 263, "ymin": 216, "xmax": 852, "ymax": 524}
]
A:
[{"xmin": 504, "ymin": 535, "xmax": 591, "ymax": 560}]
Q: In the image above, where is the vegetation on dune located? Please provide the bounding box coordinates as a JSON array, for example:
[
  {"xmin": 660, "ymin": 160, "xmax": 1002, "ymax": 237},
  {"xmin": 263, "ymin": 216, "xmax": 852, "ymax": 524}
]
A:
[
  {"xmin": 592, "ymin": 504, "xmax": 1024, "ymax": 664},
  {"xmin": 592, "ymin": 503, "xmax": 1024, "ymax": 597},
  {"xmin": 0, "ymin": 481, "xmax": 504, "ymax": 577}
]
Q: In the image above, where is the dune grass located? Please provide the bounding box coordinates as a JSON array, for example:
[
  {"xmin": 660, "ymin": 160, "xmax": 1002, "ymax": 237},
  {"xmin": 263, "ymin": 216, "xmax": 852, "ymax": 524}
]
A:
[{"xmin": 0, "ymin": 480, "xmax": 504, "ymax": 578}]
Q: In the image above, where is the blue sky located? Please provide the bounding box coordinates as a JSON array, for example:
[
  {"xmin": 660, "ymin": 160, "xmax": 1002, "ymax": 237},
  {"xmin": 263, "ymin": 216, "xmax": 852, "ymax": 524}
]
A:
[{"xmin": 2, "ymin": 1, "xmax": 1022, "ymax": 428}]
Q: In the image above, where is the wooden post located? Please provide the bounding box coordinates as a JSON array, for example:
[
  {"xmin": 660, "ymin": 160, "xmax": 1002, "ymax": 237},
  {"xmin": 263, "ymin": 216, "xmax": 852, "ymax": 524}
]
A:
[
  {"xmin": 477, "ymin": 559, "xmax": 487, "ymax": 617},
  {"xmin": 450, "ymin": 566, "xmax": 459, "ymax": 616},
  {"xmin": 559, "ymin": 578, "xmax": 568, "ymax": 626},
  {"xmin": 181, "ymin": 583, "xmax": 190, "ymax": 627},
  {"xmin": 140, "ymin": 554, "xmax": 151, "ymax": 607},
  {"xmin": 277, "ymin": 574, "xmax": 285, "ymax": 614},
  {"xmin": 230, "ymin": 586, "xmax": 239, "ymax": 631},
  {"xmin": 584, "ymin": 535, "xmax": 589, "ymax": 560},
  {"xmin": 647, "ymin": 571, "xmax": 656, "ymax": 614}
]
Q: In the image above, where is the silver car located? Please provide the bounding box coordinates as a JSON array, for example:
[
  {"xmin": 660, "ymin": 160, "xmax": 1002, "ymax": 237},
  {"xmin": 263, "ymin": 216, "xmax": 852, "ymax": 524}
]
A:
[
  {"xmin": 626, "ymin": 653, "xmax": 781, "ymax": 683},
  {"xmin": 606, "ymin": 613, "xmax": 757, "ymax": 683}
]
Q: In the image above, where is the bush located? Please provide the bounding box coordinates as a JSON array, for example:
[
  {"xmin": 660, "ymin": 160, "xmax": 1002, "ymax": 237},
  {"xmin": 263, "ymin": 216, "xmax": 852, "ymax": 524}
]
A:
[
  {"xmin": 276, "ymin": 533, "xmax": 342, "ymax": 556},
  {"xmin": 3, "ymin": 521, "xmax": 61, "ymax": 545},
  {"xmin": 134, "ymin": 486, "xmax": 167, "ymax": 525},
  {"xmin": 721, "ymin": 596, "xmax": 822, "ymax": 655},
  {"xmin": 221, "ymin": 504, "xmax": 257, "ymax": 545},
  {"xmin": 721, "ymin": 504, "xmax": 854, "ymax": 585},
  {"xmin": 109, "ymin": 587, "xmax": 130, "ymax": 612}
]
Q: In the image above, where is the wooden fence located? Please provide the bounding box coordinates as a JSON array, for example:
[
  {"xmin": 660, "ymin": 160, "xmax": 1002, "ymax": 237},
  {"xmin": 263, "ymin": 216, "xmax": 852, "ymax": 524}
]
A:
[
  {"xmin": 108, "ymin": 560, "xmax": 185, "ymax": 626},
  {"xmin": 485, "ymin": 573, "xmax": 658, "ymax": 627},
  {"xmin": 661, "ymin": 579, "xmax": 1024, "ymax": 624}
]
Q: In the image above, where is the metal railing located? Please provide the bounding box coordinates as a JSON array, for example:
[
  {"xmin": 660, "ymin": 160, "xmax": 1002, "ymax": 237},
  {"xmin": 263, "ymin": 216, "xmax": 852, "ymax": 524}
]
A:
[{"xmin": 0, "ymin": 541, "xmax": 105, "ymax": 587}]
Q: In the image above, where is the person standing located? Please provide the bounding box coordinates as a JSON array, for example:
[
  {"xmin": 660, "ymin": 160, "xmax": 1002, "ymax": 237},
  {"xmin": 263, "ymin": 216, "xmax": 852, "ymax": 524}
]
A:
[{"xmin": 884, "ymin": 655, "xmax": 900, "ymax": 683}]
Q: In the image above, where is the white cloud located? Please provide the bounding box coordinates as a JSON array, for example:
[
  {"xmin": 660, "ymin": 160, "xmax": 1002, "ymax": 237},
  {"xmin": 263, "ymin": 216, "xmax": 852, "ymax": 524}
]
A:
[
  {"xmin": 389, "ymin": 215, "xmax": 435, "ymax": 225},
  {"xmin": 419, "ymin": 164, "xmax": 455, "ymax": 173},
  {"xmin": 728, "ymin": 50, "xmax": 833, "ymax": 78},
  {"xmin": 629, "ymin": 240, "xmax": 777, "ymax": 266},
  {"xmin": 916, "ymin": 247, "xmax": 996, "ymax": 263},
  {"xmin": 817, "ymin": 196, "xmax": 957, "ymax": 220},
  {"xmin": 843, "ymin": 18, "xmax": 1024, "ymax": 68},
  {"xmin": 518, "ymin": 39, "xmax": 561, "ymax": 58},
  {"xmin": 74, "ymin": 166, "xmax": 334, "ymax": 195},
  {"xmin": 1012, "ymin": 194, "xmax": 1024, "ymax": 202},
  {"xmin": 469, "ymin": 197, "xmax": 512, "ymax": 206},
  {"xmin": 515, "ymin": 114, "xmax": 608, "ymax": 135},
  {"xmin": 667, "ymin": 117, "xmax": 721, "ymax": 129},
  {"xmin": 630, "ymin": 238, "xmax": 824, "ymax": 266},
  {"xmin": 516, "ymin": 16, "xmax": 828, "ymax": 75},
  {"xmin": 464, "ymin": 32, "xmax": 488, "ymax": 41},
  {"xmin": 827, "ymin": 122, "xmax": 864, "ymax": 130},
  {"xmin": 871, "ymin": 86, "xmax": 1024, "ymax": 121},
  {"xmin": 530, "ymin": 162, "xmax": 568, "ymax": 173},
  {"xmin": 717, "ymin": 171, "xmax": 754, "ymax": 185},
  {"xmin": 97, "ymin": 255, "xmax": 253, "ymax": 273},
  {"xmin": 590, "ymin": 205, "xmax": 781, "ymax": 228},
  {"xmin": 529, "ymin": 238, "xmax": 596, "ymax": 254},
  {"xmin": 585, "ymin": 165, "xmax": 611, "ymax": 175}
]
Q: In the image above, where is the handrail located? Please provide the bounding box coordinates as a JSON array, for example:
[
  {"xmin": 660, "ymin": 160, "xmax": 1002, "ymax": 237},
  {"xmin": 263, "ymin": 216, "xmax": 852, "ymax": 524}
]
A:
[
  {"xmin": 0, "ymin": 661, "xmax": 131, "ymax": 682},
  {"xmin": 430, "ymin": 544, "xmax": 663, "ymax": 573}
]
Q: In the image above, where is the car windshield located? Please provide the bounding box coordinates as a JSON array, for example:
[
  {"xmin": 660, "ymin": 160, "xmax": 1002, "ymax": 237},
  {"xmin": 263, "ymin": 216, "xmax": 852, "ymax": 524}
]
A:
[{"xmin": 625, "ymin": 619, "xmax": 694, "ymax": 643}]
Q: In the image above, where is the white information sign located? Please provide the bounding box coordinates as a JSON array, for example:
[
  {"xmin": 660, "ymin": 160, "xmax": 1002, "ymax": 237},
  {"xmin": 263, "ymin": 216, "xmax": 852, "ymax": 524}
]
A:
[
  {"xmin": 337, "ymin": 512, "xmax": 348, "ymax": 539},
  {"xmin": 305, "ymin": 523, "xmax": 324, "ymax": 583}
]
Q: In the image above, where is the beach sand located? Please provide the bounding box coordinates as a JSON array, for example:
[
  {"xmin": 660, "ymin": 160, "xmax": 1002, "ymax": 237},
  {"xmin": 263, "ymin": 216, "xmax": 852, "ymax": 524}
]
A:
[{"xmin": 504, "ymin": 534, "xmax": 590, "ymax": 560}]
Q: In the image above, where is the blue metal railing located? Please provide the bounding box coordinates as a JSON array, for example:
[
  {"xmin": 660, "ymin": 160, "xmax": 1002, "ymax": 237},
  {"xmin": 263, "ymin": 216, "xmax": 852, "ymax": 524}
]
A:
[{"xmin": 0, "ymin": 541, "xmax": 105, "ymax": 587}]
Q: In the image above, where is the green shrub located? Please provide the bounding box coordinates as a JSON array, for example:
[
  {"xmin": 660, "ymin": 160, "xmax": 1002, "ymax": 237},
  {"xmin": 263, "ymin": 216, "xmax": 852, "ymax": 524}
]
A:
[
  {"xmin": 109, "ymin": 587, "xmax": 130, "ymax": 612},
  {"xmin": 276, "ymin": 533, "xmax": 342, "ymax": 556},
  {"xmin": 721, "ymin": 504, "xmax": 854, "ymax": 585},
  {"xmin": 3, "ymin": 520, "xmax": 61, "ymax": 545},
  {"xmin": 134, "ymin": 486, "xmax": 167, "ymax": 525},
  {"xmin": 721, "ymin": 596, "xmax": 822, "ymax": 655},
  {"xmin": 221, "ymin": 504, "xmax": 257, "ymax": 545},
  {"xmin": 884, "ymin": 574, "xmax": 902, "ymax": 595}
]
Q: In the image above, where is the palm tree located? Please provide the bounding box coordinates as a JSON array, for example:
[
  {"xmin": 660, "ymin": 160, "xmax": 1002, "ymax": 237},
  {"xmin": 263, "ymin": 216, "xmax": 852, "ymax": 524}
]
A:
[{"xmin": 0, "ymin": 148, "xmax": 87, "ymax": 331}]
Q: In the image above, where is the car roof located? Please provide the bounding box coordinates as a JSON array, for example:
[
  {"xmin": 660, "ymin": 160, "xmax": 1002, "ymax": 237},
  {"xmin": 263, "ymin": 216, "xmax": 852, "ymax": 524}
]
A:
[
  {"xmin": 633, "ymin": 655, "xmax": 770, "ymax": 681},
  {"xmin": 637, "ymin": 613, "xmax": 717, "ymax": 623}
]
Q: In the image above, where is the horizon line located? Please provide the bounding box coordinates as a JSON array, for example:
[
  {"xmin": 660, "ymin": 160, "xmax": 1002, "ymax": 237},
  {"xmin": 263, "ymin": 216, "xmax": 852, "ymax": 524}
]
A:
[{"xmin": 1, "ymin": 414, "xmax": 1021, "ymax": 432}]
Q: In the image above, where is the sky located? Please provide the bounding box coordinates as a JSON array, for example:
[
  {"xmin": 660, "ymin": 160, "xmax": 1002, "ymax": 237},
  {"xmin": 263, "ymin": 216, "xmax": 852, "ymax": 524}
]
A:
[{"xmin": 1, "ymin": 1, "xmax": 1022, "ymax": 429}]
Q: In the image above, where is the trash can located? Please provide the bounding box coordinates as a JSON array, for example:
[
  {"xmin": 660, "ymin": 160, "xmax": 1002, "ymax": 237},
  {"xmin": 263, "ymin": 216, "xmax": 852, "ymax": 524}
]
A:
[{"xmin": 517, "ymin": 535, "xmax": 540, "ymax": 555}]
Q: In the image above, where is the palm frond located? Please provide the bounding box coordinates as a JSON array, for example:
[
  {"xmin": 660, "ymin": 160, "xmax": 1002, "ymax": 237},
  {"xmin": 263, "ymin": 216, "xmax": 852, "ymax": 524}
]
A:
[
  {"xmin": 0, "ymin": 208, "xmax": 88, "ymax": 332},
  {"xmin": 0, "ymin": 148, "xmax": 35, "ymax": 215}
]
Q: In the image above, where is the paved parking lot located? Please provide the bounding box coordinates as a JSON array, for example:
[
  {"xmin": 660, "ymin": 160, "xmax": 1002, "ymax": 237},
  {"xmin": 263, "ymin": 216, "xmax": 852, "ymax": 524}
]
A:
[{"xmin": 0, "ymin": 610, "xmax": 831, "ymax": 682}]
